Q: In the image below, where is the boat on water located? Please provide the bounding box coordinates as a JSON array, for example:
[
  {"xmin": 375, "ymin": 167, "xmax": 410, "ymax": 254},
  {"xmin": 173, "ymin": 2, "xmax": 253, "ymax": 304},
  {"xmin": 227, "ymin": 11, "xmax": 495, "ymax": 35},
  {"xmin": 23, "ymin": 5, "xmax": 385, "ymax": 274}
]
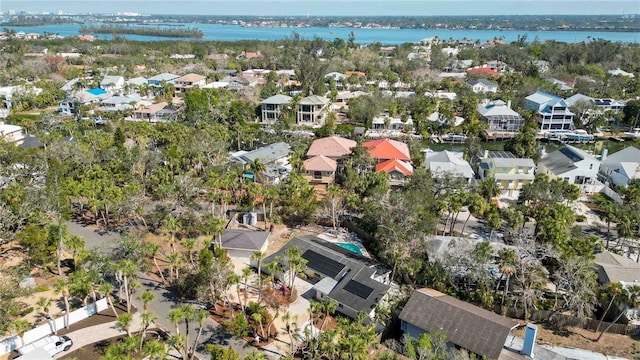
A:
[
  {"xmin": 563, "ymin": 129, "xmax": 594, "ymax": 142},
  {"xmin": 441, "ymin": 133, "xmax": 468, "ymax": 142}
]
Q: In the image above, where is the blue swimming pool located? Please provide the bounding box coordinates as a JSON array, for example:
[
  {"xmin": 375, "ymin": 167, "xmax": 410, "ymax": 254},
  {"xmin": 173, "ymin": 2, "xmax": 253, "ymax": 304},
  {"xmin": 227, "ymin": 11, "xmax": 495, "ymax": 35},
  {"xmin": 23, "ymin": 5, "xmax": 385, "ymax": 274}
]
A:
[{"xmin": 336, "ymin": 242, "xmax": 363, "ymax": 255}]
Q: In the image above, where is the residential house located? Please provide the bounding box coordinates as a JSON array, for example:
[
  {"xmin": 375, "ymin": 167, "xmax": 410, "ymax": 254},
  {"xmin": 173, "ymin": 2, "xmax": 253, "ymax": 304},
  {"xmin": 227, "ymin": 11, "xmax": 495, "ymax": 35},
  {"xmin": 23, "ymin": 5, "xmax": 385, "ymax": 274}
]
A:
[
  {"xmin": 242, "ymin": 69, "xmax": 270, "ymax": 77},
  {"xmin": 99, "ymin": 75, "xmax": 125, "ymax": 92},
  {"xmin": 231, "ymin": 142, "xmax": 292, "ymax": 184},
  {"xmin": 425, "ymin": 91, "xmax": 458, "ymax": 101},
  {"xmin": 533, "ymin": 60, "xmax": 550, "ymax": 73},
  {"xmin": 363, "ymin": 138, "xmax": 413, "ymax": 183},
  {"xmin": 335, "ymin": 90, "xmax": 368, "ymax": 106},
  {"xmin": 236, "ymin": 51, "xmax": 264, "ymax": 60},
  {"xmin": 325, "ymin": 72, "xmax": 347, "ymax": 82},
  {"xmin": 306, "ymin": 136, "xmax": 356, "ymax": 163},
  {"xmin": 371, "ymin": 113, "xmax": 414, "ymax": 132},
  {"xmin": 608, "ymin": 68, "xmax": 635, "ymax": 78},
  {"xmin": 228, "ymin": 76, "xmax": 258, "ymax": 91},
  {"xmin": 125, "ymin": 77, "xmax": 148, "ymax": 93},
  {"xmin": 262, "ymin": 236, "xmax": 391, "ymax": 320},
  {"xmin": 130, "ymin": 102, "xmax": 177, "ymax": 123},
  {"xmin": 423, "ymin": 150, "xmax": 474, "ymax": 183},
  {"xmin": 546, "ymin": 77, "xmax": 575, "ymax": 91},
  {"xmin": 173, "ymin": 73, "xmax": 206, "ymax": 95},
  {"xmin": 466, "ymin": 66, "xmax": 500, "ymax": 78},
  {"xmin": 206, "ymin": 53, "xmax": 229, "ymax": 61},
  {"xmin": 260, "ymin": 94, "xmax": 293, "ymax": 123},
  {"xmin": 538, "ymin": 145, "xmax": 600, "ymax": 185},
  {"xmin": 485, "ymin": 60, "xmax": 509, "ymax": 72},
  {"xmin": 147, "ymin": 73, "xmax": 180, "ymax": 88},
  {"xmin": 220, "ymin": 229, "xmax": 270, "ymax": 259},
  {"xmin": 599, "ymin": 146, "xmax": 640, "ymax": 187},
  {"xmin": 296, "ymin": 95, "xmax": 331, "ymax": 126},
  {"xmin": 525, "ymin": 90, "xmax": 575, "ymax": 131},
  {"xmin": 0, "ymin": 122, "xmax": 26, "ymax": 145},
  {"xmin": 303, "ymin": 155, "xmax": 337, "ymax": 188},
  {"xmin": 0, "ymin": 85, "xmax": 43, "ymax": 113},
  {"xmin": 399, "ymin": 288, "xmax": 517, "ymax": 360},
  {"xmin": 564, "ymin": 93, "xmax": 594, "ymax": 108},
  {"xmin": 97, "ymin": 94, "xmax": 143, "ymax": 112},
  {"xmin": 427, "ymin": 112, "xmax": 464, "ymax": 127},
  {"xmin": 59, "ymin": 88, "xmax": 110, "ymax": 115},
  {"xmin": 594, "ymin": 98, "xmax": 626, "ymax": 113},
  {"xmin": 275, "ymin": 69, "xmax": 296, "ymax": 79},
  {"xmin": 594, "ymin": 251, "xmax": 640, "ymax": 286},
  {"xmin": 477, "ymin": 100, "xmax": 524, "ymax": 136},
  {"xmin": 476, "ymin": 151, "xmax": 535, "ymax": 196},
  {"xmin": 464, "ymin": 79, "xmax": 498, "ymax": 94}
]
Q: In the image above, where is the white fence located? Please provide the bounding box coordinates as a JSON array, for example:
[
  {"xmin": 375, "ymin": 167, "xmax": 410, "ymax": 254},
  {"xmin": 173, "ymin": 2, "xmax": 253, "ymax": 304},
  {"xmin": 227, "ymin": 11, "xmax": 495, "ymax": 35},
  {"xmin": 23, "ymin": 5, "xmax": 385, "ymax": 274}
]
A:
[{"xmin": 0, "ymin": 298, "xmax": 108, "ymax": 356}]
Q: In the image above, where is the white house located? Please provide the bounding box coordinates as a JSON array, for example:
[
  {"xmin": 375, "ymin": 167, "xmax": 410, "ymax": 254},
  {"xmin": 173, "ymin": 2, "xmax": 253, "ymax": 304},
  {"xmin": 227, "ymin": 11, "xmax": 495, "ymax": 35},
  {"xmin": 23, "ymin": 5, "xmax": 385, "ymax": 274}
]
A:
[
  {"xmin": 99, "ymin": 75, "xmax": 125, "ymax": 91},
  {"xmin": 599, "ymin": 146, "xmax": 640, "ymax": 187},
  {"xmin": 537, "ymin": 145, "xmax": 600, "ymax": 185},
  {"xmin": 324, "ymin": 72, "xmax": 347, "ymax": 82},
  {"xmin": 464, "ymin": 79, "xmax": 498, "ymax": 94},
  {"xmin": 0, "ymin": 122, "xmax": 26, "ymax": 145},
  {"xmin": 424, "ymin": 150, "xmax": 474, "ymax": 182},
  {"xmin": 231, "ymin": 142, "xmax": 292, "ymax": 184},
  {"xmin": 608, "ymin": 68, "xmax": 635, "ymax": 78},
  {"xmin": 525, "ymin": 90, "xmax": 575, "ymax": 131}
]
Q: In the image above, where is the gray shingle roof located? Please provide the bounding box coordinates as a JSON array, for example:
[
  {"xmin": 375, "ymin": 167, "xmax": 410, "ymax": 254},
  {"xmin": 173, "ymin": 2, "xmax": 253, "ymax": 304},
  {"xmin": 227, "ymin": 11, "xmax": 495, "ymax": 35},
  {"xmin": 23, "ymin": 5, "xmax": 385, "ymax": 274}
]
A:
[
  {"xmin": 263, "ymin": 236, "xmax": 390, "ymax": 317},
  {"xmin": 261, "ymin": 94, "xmax": 293, "ymax": 105},
  {"xmin": 400, "ymin": 288, "xmax": 516, "ymax": 359},
  {"xmin": 221, "ymin": 229, "xmax": 270, "ymax": 251},
  {"xmin": 298, "ymin": 95, "xmax": 330, "ymax": 106}
]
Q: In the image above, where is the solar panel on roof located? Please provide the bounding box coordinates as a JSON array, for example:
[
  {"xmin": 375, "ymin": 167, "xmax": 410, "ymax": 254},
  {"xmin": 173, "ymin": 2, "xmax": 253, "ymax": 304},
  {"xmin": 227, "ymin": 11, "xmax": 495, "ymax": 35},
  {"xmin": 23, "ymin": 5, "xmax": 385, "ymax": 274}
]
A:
[
  {"xmin": 559, "ymin": 146, "xmax": 583, "ymax": 162},
  {"xmin": 302, "ymin": 250, "xmax": 345, "ymax": 278},
  {"xmin": 344, "ymin": 280, "xmax": 374, "ymax": 299}
]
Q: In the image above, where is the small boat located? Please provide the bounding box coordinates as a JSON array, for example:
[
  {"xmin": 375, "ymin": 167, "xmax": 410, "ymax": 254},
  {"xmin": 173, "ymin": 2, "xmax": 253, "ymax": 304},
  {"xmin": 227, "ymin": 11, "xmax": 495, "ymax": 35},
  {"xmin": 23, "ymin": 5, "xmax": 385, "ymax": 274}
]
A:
[
  {"xmin": 441, "ymin": 133, "xmax": 468, "ymax": 142},
  {"xmin": 624, "ymin": 128, "xmax": 640, "ymax": 139},
  {"xmin": 563, "ymin": 130, "xmax": 594, "ymax": 142}
]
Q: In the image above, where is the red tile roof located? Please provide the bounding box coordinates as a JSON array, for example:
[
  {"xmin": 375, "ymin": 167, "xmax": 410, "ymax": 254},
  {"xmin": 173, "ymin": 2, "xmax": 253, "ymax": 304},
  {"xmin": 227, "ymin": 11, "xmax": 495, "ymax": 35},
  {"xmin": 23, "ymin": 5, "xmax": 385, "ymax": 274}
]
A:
[
  {"xmin": 376, "ymin": 159, "xmax": 413, "ymax": 176},
  {"xmin": 307, "ymin": 136, "xmax": 357, "ymax": 158},
  {"xmin": 304, "ymin": 155, "xmax": 337, "ymax": 172},
  {"xmin": 363, "ymin": 138, "xmax": 411, "ymax": 161},
  {"xmin": 466, "ymin": 67, "xmax": 500, "ymax": 77}
]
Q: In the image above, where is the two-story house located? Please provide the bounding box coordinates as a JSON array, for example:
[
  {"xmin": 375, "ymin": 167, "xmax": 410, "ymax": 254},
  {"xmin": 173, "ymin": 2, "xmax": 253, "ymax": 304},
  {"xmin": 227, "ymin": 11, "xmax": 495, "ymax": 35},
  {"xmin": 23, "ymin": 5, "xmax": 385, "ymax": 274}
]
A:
[
  {"xmin": 173, "ymin": 74, "xmax": 206, "ymax": 96},
  {"xmin": 99, "ymin": 75, "xmax": 125, "ymax": 92},
  {"xmin": 296, "ymin": 95, "xmax": 331, "ymax": 126},
  {"xmin": 538, "ymin": 145, "xmax": 600, "ymax": 185},
  {"xmin": 525, "ymin": 90, "xmax": 575, "ymax": 131},
  {"xmin": 476, "ymin": 150, "xmax": 535, "ymax": 196},
  {"xmin": 260, "ymin": 94, "xmax": 293, "ymax": 123},
  {"xmin": 477, "ymin": 100, "xmax": 524, "ymax": 137},
  {"xmin": 364, "ymin": 138, "xmax": 413, "ymax": 185},
  {"xmin": 303, "ymin": 136, "xmax": 357, "ymax": 190},
  {"xmin": 599, "ymin": 146, "xmax": 640, "ymax": 187},
  {"xmin": 424, "ymin": 149, "xmax": 474, "ymax": 183}
]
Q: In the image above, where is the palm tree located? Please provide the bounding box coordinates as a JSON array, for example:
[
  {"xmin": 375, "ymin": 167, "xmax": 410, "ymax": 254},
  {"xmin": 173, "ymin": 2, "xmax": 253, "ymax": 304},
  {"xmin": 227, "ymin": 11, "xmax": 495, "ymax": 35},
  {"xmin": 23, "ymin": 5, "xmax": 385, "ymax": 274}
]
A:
[
  {"xmin": 596, "ymin": 285, "xmax": 640, "ymax": 341},
  {"xmin": 117, "ymin": 313, "xmax": 134, "ymax": 337},
  {"xmin": 245, "ymin": 351, "xmax": 268, "ymax": 360},
  {"xmin": 146, "ymin": 243, "xmax": 167, "ymax": 285},
  {"xmin": 320, "ymin": 298, "xmax": 338, "ymax": 331},
  {"xmin": 162, "ymin": 215, "xmax": 180, "ymax": 254},
  {"xmin": 9, "ymin": 319, "xmax": 31, "ymax": 347},
  {"xmin": 497, "ymin": 248, "xmax": 517, "ymax": 307},
  {"xmin": 266, "ymin": 310, "xmax": 280, "ymax": 339},
  {"xmin": 143, "ymin": 340, "xmax": 166, "ymax": 360},
  {"xmin": 168, "ymin": 308, "xmax": 184, "ymax": 335},
  {"xmin": 36, "ymin": 296, "xmax": 57, "ymax": 335},
  {"xmin": 98, "ymin": 282, "xmax": 119, "ymax": 317},
  {"xmin": 53, "ymin": 278, "xmax": 71, "ymax": 329},
  {"xmin": 284, "ymin": 246, "xmax": 307, "ymax": 297},
  {"xmin": 117, "ymin": 259, "xmax": 138, "ymax": 313},
  {"xmin": 167, "ymin": 253, "xmax": 183, "ymax": 283},
  {"xmin": 182, "ymin": 238, "xmax": 197, "ymax": 265},
  {"xmin": 138, "ymin": 290, "xmax": 155, "ymax": 311},
  {"xmin": 190, "ymin": 310, "xmax": 209, "ymax": 360},
  {"xmin": 140, "ymin": 310, "xmax": 157, "ymax": 351},
  {"xmin": 251, "ymin": 251, "xmax": 265, "ymax": 291},
  {"xmin": 597, "ymin": 282, "xmax": 624, "ymax": 332},
  {"xmin": 242, "ymin": 267, "xmax": 253, "ymax": 307},
  {"xmin": 250, "ymin": 159, "xmax": 266, "ymax": 183}
]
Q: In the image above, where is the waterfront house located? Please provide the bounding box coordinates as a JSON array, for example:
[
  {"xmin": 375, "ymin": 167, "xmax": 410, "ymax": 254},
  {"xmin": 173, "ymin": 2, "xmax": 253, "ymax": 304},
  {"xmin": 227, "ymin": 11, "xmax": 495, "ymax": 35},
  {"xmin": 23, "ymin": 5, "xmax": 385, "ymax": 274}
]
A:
[
  {"xmin": 371, "ymin": 113, "xmax": 414, "ymax": 132},
  {"xmin": 306, "ymin": 136, "xmax": 356, "ymax": 163},
  {"xmin": 147, "ymin": 73, "xmax": 180, "ymax": 88},
  {"xmin": 423, "ymin": 149, "xmax": 474, "ymax": 183},
  {"xmin": 537, "ymin": 145, "xmax": 600, "ymax": 185},
  {"xmin": 231, "ymin": 142, "xmax": 292, "ymax": 184},
  {"xmin": 262, "ymin": 235, "xmax": 391, "ymax": 320},
  {"xmin": 477, "ymin": 99, "xmax": 524, "ymax": 137},
  {"xmin": 476, "ymin": 150, "xmax": 535, "ymax": 196},
  {"xmin": 599, "ymin": 146, "xmax": 640, "ymax": 187},
  {"xmin": 464, "ymin": 78, "xmax": 498, "ymax": 94},
  {"xmin": 260, "ymin": 94, "xmax": 293, "ymax": 123},
  {"xmin": 525, "ymin": 90, "xmax": 575, "ymax": 131},
  {"xmin": 173, "ymin": 73, "xmax": 206, "ymax": 95},
  {"xmin": 296, "ymin": 95, "xmax": 331, "ymax": 126},
  {"xmin": 363, "ymin": 138, "xmax": 413, "ymax": 184},
  {"xmin": 99, "ymin": 75, "xmax": 125, "ymax": 92},
  {"xmin": 400, "ymin": 288, "xmax": 516, "ymax": 360}
]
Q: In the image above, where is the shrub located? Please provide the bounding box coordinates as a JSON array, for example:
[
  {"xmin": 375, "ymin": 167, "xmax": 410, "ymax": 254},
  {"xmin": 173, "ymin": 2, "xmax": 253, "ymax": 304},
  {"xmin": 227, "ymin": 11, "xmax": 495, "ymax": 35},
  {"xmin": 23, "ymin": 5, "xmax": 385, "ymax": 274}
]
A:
[{"xmin": 225, "ymin": 313, "xmax": 250, "ymax": 338}]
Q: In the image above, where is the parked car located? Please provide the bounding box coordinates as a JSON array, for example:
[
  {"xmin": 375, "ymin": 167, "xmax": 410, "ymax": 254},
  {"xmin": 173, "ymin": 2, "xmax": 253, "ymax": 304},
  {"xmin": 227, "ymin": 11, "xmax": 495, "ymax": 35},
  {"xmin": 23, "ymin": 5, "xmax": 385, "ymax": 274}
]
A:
[{"xmin": 18, "ymin": 335, "xmax": 73, "ymax": 358}]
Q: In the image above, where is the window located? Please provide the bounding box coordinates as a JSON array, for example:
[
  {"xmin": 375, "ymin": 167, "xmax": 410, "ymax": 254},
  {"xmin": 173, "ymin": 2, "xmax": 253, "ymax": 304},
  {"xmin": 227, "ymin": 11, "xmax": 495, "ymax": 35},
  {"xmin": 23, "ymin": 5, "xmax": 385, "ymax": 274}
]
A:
[{"xmin": 313, "ymin": 171, "xmax": 322, "ymax": 180}]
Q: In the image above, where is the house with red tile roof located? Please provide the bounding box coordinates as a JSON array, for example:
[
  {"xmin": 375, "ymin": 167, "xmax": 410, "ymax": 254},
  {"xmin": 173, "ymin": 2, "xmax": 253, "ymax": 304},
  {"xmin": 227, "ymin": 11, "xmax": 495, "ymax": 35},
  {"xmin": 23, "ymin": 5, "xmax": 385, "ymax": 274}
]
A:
[
  {"xmin": 236, "ymin": 51, "xmax": 264, "ymax": 60},
  {"xmin": 303, "ymin": 155, "xmax": 338, "ymax": 188},
  {"xmin": 466, "ymin": 67, "xmax": 500, "ymax": 78},
  {"xmin": 306, "ymin": 136, "xmax": 357, "ymax": 161},
  {"xmin": 363, "ymin": 138, "xmax": 413, "ymax": 184}
]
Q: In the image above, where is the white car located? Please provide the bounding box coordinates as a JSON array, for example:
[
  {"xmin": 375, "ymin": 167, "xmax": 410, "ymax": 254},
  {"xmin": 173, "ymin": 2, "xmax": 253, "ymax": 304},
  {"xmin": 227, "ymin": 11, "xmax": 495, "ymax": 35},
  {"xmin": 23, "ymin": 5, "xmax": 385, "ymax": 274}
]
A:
[{"xmin": 18, "ymin": 335, "xmax": 73, "ymax": 358}]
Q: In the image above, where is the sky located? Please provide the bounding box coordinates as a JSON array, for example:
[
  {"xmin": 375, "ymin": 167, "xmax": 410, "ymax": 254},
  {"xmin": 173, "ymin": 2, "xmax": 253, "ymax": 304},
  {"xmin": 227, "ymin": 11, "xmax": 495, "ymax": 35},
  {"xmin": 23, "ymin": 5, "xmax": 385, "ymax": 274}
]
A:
[{"xmin": 2, "ymin": 0, "xmax": 640, "ymax": 16}]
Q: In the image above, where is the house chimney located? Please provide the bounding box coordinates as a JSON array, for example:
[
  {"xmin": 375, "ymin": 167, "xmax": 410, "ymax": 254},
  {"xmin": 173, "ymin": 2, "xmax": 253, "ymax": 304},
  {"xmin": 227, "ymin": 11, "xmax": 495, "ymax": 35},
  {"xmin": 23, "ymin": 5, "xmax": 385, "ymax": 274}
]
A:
[
  {"xmin": 507, "ymin": 100, "xmax": 512, "ymax": 109},
  {"xmin": 601, "ymin": 149, "xmax": 608, "ymax": 161},
  {"xmin": 521, "ymin": 323, "xmax": 538, "ymax": 358}
]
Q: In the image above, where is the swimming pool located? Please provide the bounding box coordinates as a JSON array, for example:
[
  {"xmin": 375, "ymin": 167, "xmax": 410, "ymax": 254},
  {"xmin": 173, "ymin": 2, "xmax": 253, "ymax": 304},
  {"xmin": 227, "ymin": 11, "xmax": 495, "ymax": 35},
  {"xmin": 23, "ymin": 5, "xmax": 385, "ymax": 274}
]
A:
[{"xmin": 336, "ymin": 242, "xmax": 363, "ymax": 255}]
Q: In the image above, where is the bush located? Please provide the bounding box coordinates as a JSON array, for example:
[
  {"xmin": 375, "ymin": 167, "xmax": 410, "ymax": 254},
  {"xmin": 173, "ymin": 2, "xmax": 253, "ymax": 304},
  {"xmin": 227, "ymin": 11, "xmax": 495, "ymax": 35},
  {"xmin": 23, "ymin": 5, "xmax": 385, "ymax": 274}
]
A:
[
  {"xmin": 225, "ymin": 313, "xmax": 250, "ymax": 338},
  {"xmin": 20, "ymin": 307, "xmax": 34, "ymax": 317}
]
